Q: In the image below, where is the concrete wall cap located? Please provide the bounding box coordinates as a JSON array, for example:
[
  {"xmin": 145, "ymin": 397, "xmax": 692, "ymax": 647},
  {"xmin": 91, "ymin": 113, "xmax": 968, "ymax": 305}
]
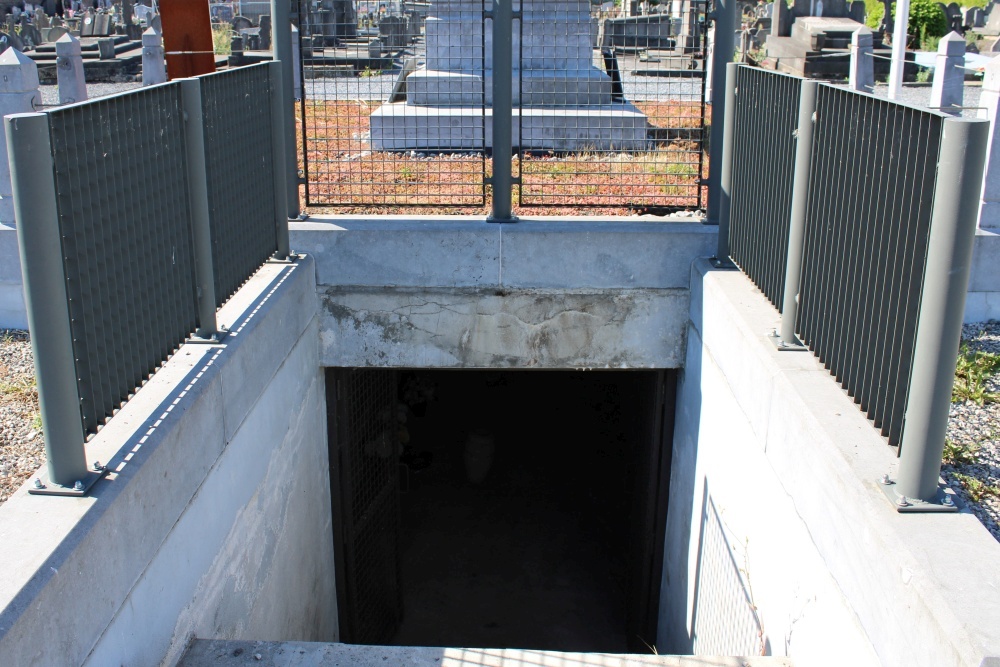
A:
[
  {"xmin": 0, "ymin": 49, "xmax": 39, "ymax": 92},
  {"xmin": 939, "ymin": 30, "xmax": 967, "ymax": 56},
  {"xmin": 55, "ymin": 32, "xmax": 82, "ymax": 57},
  {"xmin": 142, "ymin": 26, "xmax": 162, "ymax": 46}
]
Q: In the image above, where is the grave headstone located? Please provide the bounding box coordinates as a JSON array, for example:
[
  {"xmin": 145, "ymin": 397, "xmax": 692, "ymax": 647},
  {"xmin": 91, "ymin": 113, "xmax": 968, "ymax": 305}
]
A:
[
  {"xmin": 0, "ymin": 48, "xmax": 41, "ymax": 224},
  {"xmin": 849, "ymin": 0, "xmax": 865, "ymax": 22},
  {"xmin": 34, "ymin": 9, "xmax": 50, "ymax": 30},
  {"xmin": 259, "ymin": 13, "xmax": 271, "ymax": 50},
  {"xmin": 978, "ymin": 54, "xmax": 1000, "ymax": 229},
  {"xmin": 97, "ymin": 36, "xmax": 115, "ymax": 59},
  {"xmin": 772, "ymin": 0, "xmax": 790, "ymax": 35},
  {"xmin": 43, "ymin": 26, "xmax": 68, "ymax": 43},
  {"xmin": 231, "ymin": 16, "xmax": 253, "ymax": 32},
  {"xmin": 930, "ymin": 30, "xmax": 966, "ymax": 114},
  {"xmin": 94, "ymin": 13, "xmax": 111, "ymax": 36},
  {"xmin": 80, "ymin": 12, "xmax": 95, "ymax": 37},
  {"xmin": 56, "ymin": 32, "xmax": 87, "ymax": 104},
  {"xmin": 370, "ymin": 0, "xmax": 649, "ymax": 151}
]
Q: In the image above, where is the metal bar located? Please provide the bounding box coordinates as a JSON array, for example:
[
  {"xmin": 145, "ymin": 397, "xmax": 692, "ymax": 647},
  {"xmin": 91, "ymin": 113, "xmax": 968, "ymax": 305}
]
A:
[
  {"xmin": 778, "ymin": 80, "xmax": 818, "ymax": 346},
  {"xmin": 705, "ymin": 0, "xmax": 737, "ymax": 223},
  {"xmin": 268, "ymin": 61, "xmax": 291, "ymax": 259},
  {"xmin": 488, "ymin": 0, "xmax": 514, "ymax": 223},
  {"xmin": 896, "ymin": 117, "xmax": 989, "ymax": 503},
  {"xmin": 179, "ymin": 77, "xmax": 220, "ymax": 340},
  {"xmin": 715, "ymin": 61, "xmax": 739, "ymax": 260},
  {"xmin": 5, "ymin": 112, "xmax": 88, "ymax": 487},
  {"xmin": 271, "ymin": 0, "xmax": 299, "ymax": 219}
]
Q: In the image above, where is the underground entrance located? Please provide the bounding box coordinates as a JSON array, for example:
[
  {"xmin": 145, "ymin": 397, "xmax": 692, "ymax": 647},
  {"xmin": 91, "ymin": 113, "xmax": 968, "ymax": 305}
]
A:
[{"xmin": 325, "ymin": 369, "xmax": 677, "ymax": 654}]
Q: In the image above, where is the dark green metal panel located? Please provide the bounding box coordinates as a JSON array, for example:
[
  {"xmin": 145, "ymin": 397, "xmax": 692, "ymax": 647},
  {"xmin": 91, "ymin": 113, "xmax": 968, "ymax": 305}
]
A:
[
  {"xmin": 47, "ymin": 84, "xmax": 198, "ymax": 436},
  {"xmin": 200, "ymin": 64, "xmax": 279, "ymax": 306},
  {"xmin": 795, "ymin": 85, "xmax": 941, "ymax": 449},
  {"xmin": 726, "ymin": 65, "xmax": 801, "ymax": 311}
]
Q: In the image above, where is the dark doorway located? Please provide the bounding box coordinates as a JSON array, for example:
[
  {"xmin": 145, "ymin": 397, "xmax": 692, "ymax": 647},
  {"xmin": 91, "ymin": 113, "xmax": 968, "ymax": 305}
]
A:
[{"xmin": 326, "ymin": 369, "xmax": 675, "ymax": 653}]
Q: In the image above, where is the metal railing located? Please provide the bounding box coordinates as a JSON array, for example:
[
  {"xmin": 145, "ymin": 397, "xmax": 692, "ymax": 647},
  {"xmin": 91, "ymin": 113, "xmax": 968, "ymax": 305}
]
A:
[
  {"xmin": 6, "ymin": 62, "xmax": 292, "ymax": 494},
  {"xmin": 722, "ymin": 66, "xmax": 802, "ymax": 309},
  {"xmin": 718, "ymin": 64, "xmax": 989, "ymax": 509}
]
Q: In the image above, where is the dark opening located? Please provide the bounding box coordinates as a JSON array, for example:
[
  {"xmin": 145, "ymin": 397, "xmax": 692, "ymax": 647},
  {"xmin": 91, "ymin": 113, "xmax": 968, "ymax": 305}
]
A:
[{"xmin": 326, "ymin": 369, "xmax": 675, "ymax": 654}]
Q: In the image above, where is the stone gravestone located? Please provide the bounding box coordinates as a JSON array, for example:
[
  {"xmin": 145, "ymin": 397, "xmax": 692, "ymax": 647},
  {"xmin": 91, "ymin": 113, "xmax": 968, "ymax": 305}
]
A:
[
  {"xmin": 259, "ymin": 13, "xmax": 271, "ymax": 50},
  {"xmin": 34, "ymin": 9, "xmax": 49, "ymax": 30},
  {"xmin": 369, "ymin": 0, "xmax": 649, "ymax": 151}
]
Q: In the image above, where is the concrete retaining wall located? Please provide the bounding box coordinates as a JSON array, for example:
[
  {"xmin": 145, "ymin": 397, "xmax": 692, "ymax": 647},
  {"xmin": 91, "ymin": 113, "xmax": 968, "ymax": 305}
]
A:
[
  {"xmin": 0, "ymin": 255, "xmax": 337, "ymax": 666},
  {"xmin": 291, "ymin": 217, "xmax": 716, "ymax": 369},
  {"xmin": 0, "ymin": 224, "xmax": 25, "ymax": 330},
  {"xmin": 661, "ymin": 259, "xmax": 1000, "ymax": 666}
]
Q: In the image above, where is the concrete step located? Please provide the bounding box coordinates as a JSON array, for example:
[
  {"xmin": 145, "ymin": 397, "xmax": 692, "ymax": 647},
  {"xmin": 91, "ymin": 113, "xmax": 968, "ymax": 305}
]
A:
[
  {"xmin": 406, "ymin": 68, "xmax": 612, "ymax": 106},
  {"xmin": 369, "ymin": 101, "xmax": 650, "ymax": 151},
  {"xmin": 180, "ymin": 640, "xmax": 795, "ymax": 667}
]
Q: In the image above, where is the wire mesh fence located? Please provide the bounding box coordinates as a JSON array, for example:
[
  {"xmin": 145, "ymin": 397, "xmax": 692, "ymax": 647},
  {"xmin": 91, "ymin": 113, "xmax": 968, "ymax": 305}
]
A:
[
  {"xmin": 296, "ymin": 0, "xmax": 708, "ymax": 212},
  {"xmin": 517, "ymin": 0, "xmax": 707, "ymax": 211}
]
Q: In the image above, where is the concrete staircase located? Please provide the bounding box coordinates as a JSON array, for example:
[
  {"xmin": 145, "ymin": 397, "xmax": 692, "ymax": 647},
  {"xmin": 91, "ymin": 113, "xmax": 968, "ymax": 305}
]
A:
[{"xmin": 179, "ymin": 641, "xmax": 794, "ymax": 667}]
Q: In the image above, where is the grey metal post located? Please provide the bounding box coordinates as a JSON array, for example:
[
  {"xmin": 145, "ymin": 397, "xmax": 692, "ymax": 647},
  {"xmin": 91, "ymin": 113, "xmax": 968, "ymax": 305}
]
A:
[
  {"xmin": 271, "ymin": 0, "xmax": 300, "ymax": 219},
  {"xmin": 706, "ymin": 0, "xmax": 738, "ymax": 223},
  {"xmin": 488, "ymin": 0, "xmax": 515, "ymax": 223},
  {"xmin": 778, "ymin": 80, "xmax": 819, "ymax": 346},
  {"xmin": 179, "ymin": 78, "xmax": 221, "ymax": 340},
  {"xmin": 896, "ymin": 117, "xmax": 990, "ymax": 503},
  {"xmin": 715, "ymin": 62, "xmax": 738, "ymax": 261},
  {"xmin": 269, "ymin": 60, "xmax": 291, "ymax": 259},
  {"xmin": 5, "ymin": 113, "xmax": 87, "ymax": 487}
]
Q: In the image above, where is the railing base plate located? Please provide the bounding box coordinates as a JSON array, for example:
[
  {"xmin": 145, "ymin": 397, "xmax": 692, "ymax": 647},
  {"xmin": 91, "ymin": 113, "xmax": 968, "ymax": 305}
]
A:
[
  {"xmin": 878, "ymin": 478, "xmax": 959, "ymax": 513},
  {"xmin": 29, "ymin": 466, "xmax": 107, "ymax": 497},
  {"xmin": 768, "ymin": 330, "xmax": 807, "ymax": 352},
  {"xmin": 267, "ymin": 253, "xmax": 300, "ymax": 265},
  {"xmin": 187, "ymin": 326, "xmax": 229, "ymax": 345},
  {"xmin": 709, "ymin": 256, "xmax": 738, "ymax": 269}
]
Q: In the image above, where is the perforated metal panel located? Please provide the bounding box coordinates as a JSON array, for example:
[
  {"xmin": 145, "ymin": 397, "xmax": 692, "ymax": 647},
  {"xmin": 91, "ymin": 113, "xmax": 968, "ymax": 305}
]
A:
[
  {"xmin": 727, "ymin": 66, "xmax": 801, "ymax": 310},
  {"xmin": 335, "ymin": 368, "xmax": 402, "ymax": 644},
  {"xmin": 201, "ymin": 64, "xmax": 279, "ymax": 306},
  {"xmin": 796, "ymin": 86, "xmax": 942, "ymax": 449},
  {"xmin": 47, "ymin": 85, "xmax": 198, "ymax": 435}
]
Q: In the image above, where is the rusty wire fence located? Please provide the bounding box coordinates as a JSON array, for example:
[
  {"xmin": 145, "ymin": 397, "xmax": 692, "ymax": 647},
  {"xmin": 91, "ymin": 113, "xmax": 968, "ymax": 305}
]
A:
[{"xmin": 296, "ymin": 0, "xmax": 708, "ymax": 213}]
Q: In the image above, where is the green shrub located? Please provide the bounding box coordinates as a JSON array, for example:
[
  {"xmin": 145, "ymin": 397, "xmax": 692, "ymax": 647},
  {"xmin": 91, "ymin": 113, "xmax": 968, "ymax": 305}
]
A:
[{"xmin": 864, "ymin": 0, "xmax": 948, "ymax": 39}]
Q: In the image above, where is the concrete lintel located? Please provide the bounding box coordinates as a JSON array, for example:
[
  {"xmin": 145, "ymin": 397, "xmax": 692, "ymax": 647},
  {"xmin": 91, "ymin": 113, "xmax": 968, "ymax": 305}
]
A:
[
  {"xmin": 290, "ymin": 217, "xmax": 716, "ymax": 291},
  {"xmin": 677, "ymin": 258, "xmax": 1000, "ymax": 666},
  {"xmin": 318, "ymin": 285, "xmax": 689, "ymax": 369}
]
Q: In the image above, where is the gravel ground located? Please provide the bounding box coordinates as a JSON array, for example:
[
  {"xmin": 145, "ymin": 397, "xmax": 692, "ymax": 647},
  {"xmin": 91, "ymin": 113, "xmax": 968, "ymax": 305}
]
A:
[
  {"xmin": 37, "ymin": 82, "xmax": 142, "ymax": 108},
  {"xmin": 0, "ymin": 330, "xmax": 42, "ymax": 505},
  {"xmin": 943, "ymin": 321, "xmax": 1000, "ymax": 541}
]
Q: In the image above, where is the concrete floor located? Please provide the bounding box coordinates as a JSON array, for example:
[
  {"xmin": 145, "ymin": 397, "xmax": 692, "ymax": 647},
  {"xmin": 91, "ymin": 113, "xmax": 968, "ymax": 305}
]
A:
[{"xmin": 389, "ymin": 372, "xmax": 647, "ymax": 653}]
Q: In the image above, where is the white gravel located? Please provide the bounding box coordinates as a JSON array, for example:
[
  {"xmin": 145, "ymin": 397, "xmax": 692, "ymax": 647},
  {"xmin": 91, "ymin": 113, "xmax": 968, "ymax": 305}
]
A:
[
  {"xmin": 943, "ymin": 321, "xmax": 1000, "ymax": 541},
  {"xmin": 0, "ymin": 330, "xmax": 43, "ymax": 505}
]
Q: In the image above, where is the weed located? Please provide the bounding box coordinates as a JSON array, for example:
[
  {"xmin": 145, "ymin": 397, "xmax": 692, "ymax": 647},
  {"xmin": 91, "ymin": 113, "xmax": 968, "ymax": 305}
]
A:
[
  {"xmin": 398, "ymin": 165, "xmax": 418, "ymax": 182},
  {"xmin": 942, "ymin": 438, "xmax": 979, "ymax": 466},
  {"xmin": 0, "ymin": 376, "xmax": 34, "ymax": 398},
  {"xmin": 952, "ymin": 473, "xmax": 1000, "ymax": 502},
  {"xmin": 915, "ymin": 65, "xmax": 933, "ymax": 83},
  {"xmin": 359, "ymin": 66, "xmax": 383, "ymax": 78},
  {"xmin": 31, "ymin": 414, "xmax": 42, "ymax": 433},
  {"xmin": 212, "ymin": 24, "xmax": 232, "ymax": 56},
  {"xmin": 953, "ymin": 345, "xmax": 1000, "ymax": 404}
]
